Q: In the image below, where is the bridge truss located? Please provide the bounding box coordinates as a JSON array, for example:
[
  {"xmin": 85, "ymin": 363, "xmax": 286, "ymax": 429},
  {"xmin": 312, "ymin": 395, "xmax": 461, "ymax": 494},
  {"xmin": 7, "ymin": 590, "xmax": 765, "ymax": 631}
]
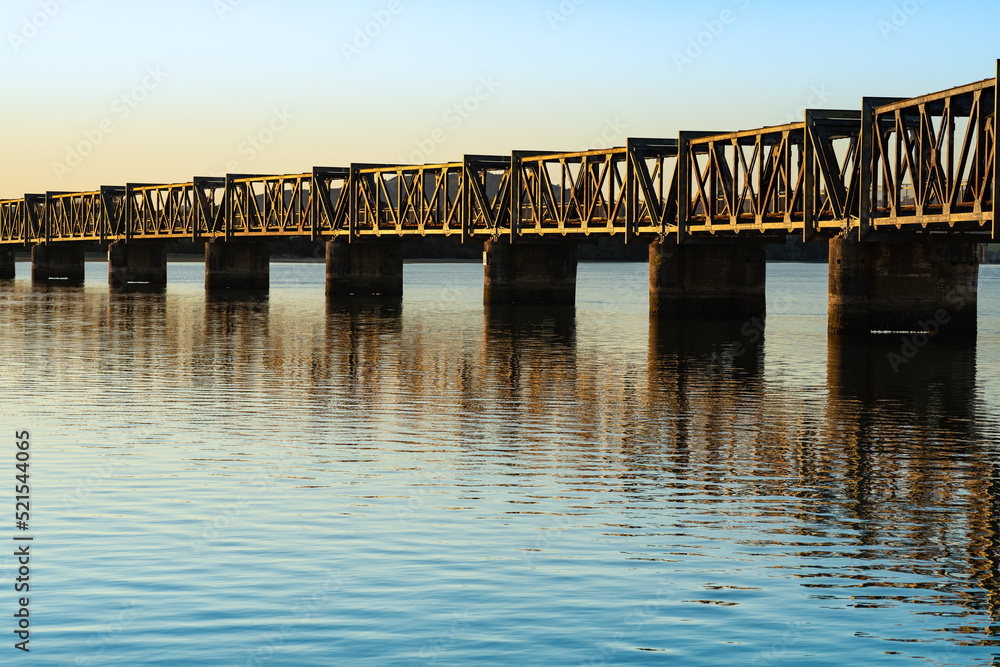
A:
[{"xmin": 2, "ymin": 63, "xmax": 998, "ymax": 247}]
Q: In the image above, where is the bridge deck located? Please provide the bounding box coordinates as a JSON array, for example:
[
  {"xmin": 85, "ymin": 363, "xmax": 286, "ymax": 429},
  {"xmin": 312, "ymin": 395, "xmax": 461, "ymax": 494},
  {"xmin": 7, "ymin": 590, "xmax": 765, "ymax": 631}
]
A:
[{"xmin": 3, "ymin": 65, "xmax": 998, "ymax": 247}]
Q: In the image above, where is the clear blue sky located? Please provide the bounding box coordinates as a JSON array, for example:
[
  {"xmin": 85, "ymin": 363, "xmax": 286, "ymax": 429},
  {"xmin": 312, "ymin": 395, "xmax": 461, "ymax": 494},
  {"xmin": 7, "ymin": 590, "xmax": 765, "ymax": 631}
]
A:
[{"xmin": 0, "ymin": 0, "xmax": 996, "ymax": 196}]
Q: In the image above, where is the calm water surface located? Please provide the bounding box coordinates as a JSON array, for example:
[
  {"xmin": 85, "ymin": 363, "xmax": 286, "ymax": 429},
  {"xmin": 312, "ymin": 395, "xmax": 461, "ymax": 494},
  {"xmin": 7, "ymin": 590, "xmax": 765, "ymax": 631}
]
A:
[{"xmin": 2, "ymin": 260, "xmax": 1000, "ymax": 666}]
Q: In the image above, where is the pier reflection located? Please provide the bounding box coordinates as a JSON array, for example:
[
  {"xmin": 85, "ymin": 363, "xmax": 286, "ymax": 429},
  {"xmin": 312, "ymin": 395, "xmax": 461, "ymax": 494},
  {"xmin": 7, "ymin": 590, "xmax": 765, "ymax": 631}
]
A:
[
  {"xmin": 483, "ymin": 304, "xmax": 577, "ymax": 393},
  {"xmin": 822, "ymin": 334, "xmax": 1000, "ymax": 639},
  {"xmin": 3, "ymin": 269, "xmax": 998, "ymax": 651},
  {"xmin": 98, "ymin": 291, "xmax": 170, "ymax": 396},
  {"xmin": 479, "ymin": 304, "xmax": 578, "ymax": 450},
  {"xmin": 323, "ymin": 296, "xmax": 403, "ymax": 395},
  {"xmin": 196, "ymin": 292, "xmax": 271, "ymax": 385},
  {"xmin": 648, "ymin": 315, "xmax": 765, "ymax": 381},
  {"xmin": 827, "ymin": 333, "xmax": 978, "ymax": 424},
  {"xmin": 488, "ymin": 304, "xmax": 577, "ymax": 423},
  {"xmin": 642, "ymin": 314, "xmax": 767, "ymax": 483}
]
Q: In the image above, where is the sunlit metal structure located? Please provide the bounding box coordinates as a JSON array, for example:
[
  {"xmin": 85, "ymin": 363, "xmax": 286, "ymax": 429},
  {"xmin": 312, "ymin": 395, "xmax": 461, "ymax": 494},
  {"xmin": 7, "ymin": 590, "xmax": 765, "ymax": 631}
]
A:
[
  {"xmin": 2, "ymin": 66, "xmax": 999, "ymax": 246},
  {"xmin": 1, "ymin": 62, "xmax": 998, "ymax": 335}
]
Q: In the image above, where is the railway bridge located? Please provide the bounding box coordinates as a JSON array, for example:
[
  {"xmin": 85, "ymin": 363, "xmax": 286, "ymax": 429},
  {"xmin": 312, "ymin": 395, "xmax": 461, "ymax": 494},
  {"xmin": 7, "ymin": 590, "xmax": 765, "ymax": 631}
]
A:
[{"xmin": 2, "ymin": 63, "xmax": 998, "ymax": 335}]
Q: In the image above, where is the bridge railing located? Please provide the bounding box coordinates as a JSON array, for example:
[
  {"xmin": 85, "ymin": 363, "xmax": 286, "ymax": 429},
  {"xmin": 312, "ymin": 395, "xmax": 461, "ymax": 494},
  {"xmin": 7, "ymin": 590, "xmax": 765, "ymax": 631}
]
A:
[
  {"xmin": 311, "ymin": 167, "xmax": 352, "ymax": 240},
  {"xmin": 350, "ymin": 162, "xmax": 465, "ymax": 239},
  {"xmin": 0, "ymin": 199, "xmax": 27, "ymax": 245},
  {"xmin": 463, "ymin": 156, "xmax": 511, "ymax": 241},
  {"xmin": 347, "ymin": 157, "xmax": 509, "ymax": 242},
  {"xmin": 123, "ymin": 178, "xmax": 226, "ymax": 242},
  {"xmin": 805, "ymin": 109, "xmax": 864, "ymax": 238},
  {"xmin": 4, "ymin": 62, "xmax": 999, "ymax": 248},
  {"xmin": 678, "ymin": 111, "xmax": 862, "ymax": 241},
  {"xmin": 510, "ymin": 138, "xmax": 678, "ymax": 242},
  {"xmin": 44, "ymin": 190, "xmax": 118, "ymax": 244},
  {"xmin": 628, "ymin": 138, "xmax": 680, "ymax": 241},
  {"xmin": 225, "ymin": 168, "xmax": 350, "ymax": 242},
  {"xmin": 25, "ymin": 196, "xmax": 43, "ymax": 245},
  {"xmin": 228, "ymin": 173, "xmax": 307, "ymax": 239},
  {"xmin": 860, "ymin": 75, "xmax": 996, "ymax": 236}
]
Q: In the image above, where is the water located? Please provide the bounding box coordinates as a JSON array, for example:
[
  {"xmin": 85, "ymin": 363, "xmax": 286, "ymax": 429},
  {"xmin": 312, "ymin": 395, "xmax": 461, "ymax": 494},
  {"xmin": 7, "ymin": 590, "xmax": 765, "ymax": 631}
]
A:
[{"xmin": 1, "ymin": 260, "xmax": 1000, "ymax": 666}]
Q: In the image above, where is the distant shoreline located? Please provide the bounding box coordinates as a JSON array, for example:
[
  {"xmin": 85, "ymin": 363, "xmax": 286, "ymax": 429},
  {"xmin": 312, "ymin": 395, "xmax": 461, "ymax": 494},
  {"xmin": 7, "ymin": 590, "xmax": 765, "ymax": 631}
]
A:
[
  {"xmin": 11, "ymin": 256, "xmax": 838, "ymax": 265},
  {"xmin": 9, "ymin": 252, "xmax": 1000, "ymax": 265}
]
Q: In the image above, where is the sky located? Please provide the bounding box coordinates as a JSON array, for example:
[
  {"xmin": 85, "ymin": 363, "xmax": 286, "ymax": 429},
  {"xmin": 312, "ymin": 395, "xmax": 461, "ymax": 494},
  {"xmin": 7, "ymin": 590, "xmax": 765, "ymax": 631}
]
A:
[{"xmin": 0, "ymin": 0, "xmax": 997, "ymax": 198}]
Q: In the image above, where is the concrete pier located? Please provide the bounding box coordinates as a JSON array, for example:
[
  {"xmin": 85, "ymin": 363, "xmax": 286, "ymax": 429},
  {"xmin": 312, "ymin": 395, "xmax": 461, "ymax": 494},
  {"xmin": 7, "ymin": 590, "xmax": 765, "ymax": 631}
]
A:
[
  {"xmin": 32, "ymin": 244, "xmax": 86, "ymax": 285},
  {"xmin": 649, "ymin": 240, "xmax": 766, "ymax": 317},
  {"xmin": 109, "ymin": 242, "xmax": 167, "ymax": 290},
  {"xmin": 325, "ymin": 240, "xmax": 403, "ymax": 297},
  {"xmin": 483, "ymin": 241, "xmax": 577, "ymax": 305},
  {"xmin": 828, "ymin": 237, "xmax": 985, "ymax": 336},
  {"xmin": 0, "ymin": 248, "xmax": 14, "ymax": 280},
  {"xmin": 205, "ymin": 240, "xmax": 269, "ymax": 291}
]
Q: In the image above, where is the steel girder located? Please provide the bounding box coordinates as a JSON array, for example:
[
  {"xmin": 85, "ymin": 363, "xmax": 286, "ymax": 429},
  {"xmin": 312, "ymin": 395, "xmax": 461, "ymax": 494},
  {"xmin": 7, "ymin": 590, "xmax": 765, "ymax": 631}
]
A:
[
  {"xmin": 677, "ymin": 111, "xmax": 861, "ymax": 242},
  {"xmin": 509, "ymin": 139, "xmax": 678, "ymax": 242},
  {"xmin": 862, "ymin": 74, "xmax": 996, "ymax": 238},
  {"xmin": 1, "ymin": 61, "xmax": 998, "ymax": 248},
  {"xmin": 345, "ymin": 157, "xmax": 509, "ymax": 242}
]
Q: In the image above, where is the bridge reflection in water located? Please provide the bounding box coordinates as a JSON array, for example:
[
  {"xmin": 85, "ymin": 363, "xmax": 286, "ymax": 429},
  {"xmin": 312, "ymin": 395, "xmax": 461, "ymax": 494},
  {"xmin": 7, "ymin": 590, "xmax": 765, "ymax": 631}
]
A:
[
  {"xmin": 824, "ymin": 335, "xmax": 999, "ymax": 639},
  {"xmin": 642, "ymin": 312, "xmax": 999, "ymax": 646},
  {"xmin": 1, "ymin": 260, "xmax": 999, "ymax": 657}
]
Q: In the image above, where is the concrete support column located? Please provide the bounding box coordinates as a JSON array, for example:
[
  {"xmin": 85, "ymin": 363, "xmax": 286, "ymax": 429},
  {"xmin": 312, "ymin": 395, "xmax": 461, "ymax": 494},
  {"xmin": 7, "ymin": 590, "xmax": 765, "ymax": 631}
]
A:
[
  {"xmin": 326, "ymin": 240, "xmax": 403, "ymax": 297},
  {"xmin": 205, "ymin": 240, "xmax": 269, "ymax": 291},
  {"xmin": 483, "ymin": 241, "xmax": 577, "ymax": 305},
  {"xmin": 828, "ymin": 237, "xmax": 984, "ymax": 336},
  {"xmin": 649, "ymin": 240, "xmax": 766, "ymax": 317},
  {"xmin": 0, "ymin": 247, "xmax": 15, "ymax": 280},
  {"xmin": 32, "ymin": 244, "xmax": 86, "ymax": 285},
  {"xmin": 109, "ymin": 242, "xmax": 167, "ymax": 290}
]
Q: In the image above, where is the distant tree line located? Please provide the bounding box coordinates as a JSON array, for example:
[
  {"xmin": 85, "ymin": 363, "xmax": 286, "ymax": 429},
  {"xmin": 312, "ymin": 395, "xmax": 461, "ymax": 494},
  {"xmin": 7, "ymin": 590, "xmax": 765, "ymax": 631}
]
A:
[{"xmin": 15, "ymin": 238, "xmax": 1000, "ymax": 263}]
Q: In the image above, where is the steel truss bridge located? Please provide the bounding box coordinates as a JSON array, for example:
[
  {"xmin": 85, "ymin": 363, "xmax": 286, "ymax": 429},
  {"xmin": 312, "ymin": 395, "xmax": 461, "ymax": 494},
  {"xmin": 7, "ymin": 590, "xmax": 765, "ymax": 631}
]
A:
[{"xmin": 2, "ymin": 64, "xmax": 998, "ymax": 248}]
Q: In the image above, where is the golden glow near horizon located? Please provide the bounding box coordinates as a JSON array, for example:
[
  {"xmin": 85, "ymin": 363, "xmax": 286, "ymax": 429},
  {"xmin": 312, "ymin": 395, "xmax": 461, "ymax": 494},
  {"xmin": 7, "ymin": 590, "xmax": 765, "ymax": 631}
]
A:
[{"xmin": 0, "ymin": 0, "xmax": 996, "ymax": 198}]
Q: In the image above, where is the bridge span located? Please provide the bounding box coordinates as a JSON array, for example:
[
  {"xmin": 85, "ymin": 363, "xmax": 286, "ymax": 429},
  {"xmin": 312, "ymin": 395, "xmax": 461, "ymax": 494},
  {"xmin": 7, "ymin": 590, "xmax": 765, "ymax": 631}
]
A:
[{"xmin": 2, "ymin": 62, "xmax": 998, "ymax": 335}]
